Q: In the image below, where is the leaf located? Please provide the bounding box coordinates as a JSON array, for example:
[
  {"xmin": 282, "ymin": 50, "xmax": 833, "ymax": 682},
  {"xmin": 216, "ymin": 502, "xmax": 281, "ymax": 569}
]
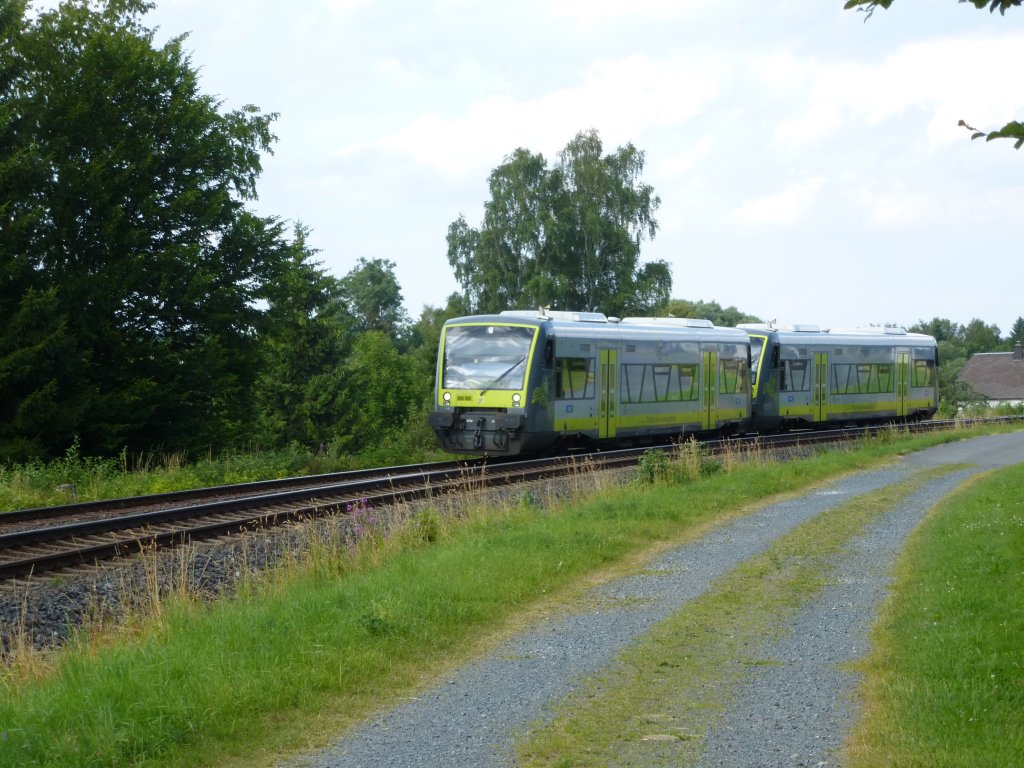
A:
[{"xmin": 984, "ymin": 120, "xmax": 1024, "ymax": 149}]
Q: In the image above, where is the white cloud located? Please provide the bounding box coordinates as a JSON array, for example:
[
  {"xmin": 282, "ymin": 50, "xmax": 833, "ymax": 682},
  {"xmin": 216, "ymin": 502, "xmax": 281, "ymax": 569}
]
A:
[
  {"xmin": 857, "ymin": 178, "xmax": 1024, "ymax": 231},
  {"xmin": 858, "ymin": 180, "xmax": 931, "ymax": 228},
  {"xmin": 335, "ymin": 53, "xmax": 726, "ymax": 177},
  {"xmin": 772, "ymin": 35, "xmax": 1024, "ymax": 148},
  {"xmin": 322, "ymin": 0, "xmax": 371, "ymax": 13},
  {"xmin": 543, "ymin": 0, "xmax": 694, "ymax": 24},
  {"xmin": 657, "ymin": 137, "xmax": 716, "ymax": 178},
  {"xmin": 735, "ymin": 178, "xmax": 825, "ymax": 227}
]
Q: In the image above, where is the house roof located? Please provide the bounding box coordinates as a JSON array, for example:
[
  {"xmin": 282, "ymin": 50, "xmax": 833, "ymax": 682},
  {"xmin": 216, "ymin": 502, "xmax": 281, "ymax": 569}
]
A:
[{"xmin": 958, "ymin": 347, "xmax": 1024, "ymax": 400}]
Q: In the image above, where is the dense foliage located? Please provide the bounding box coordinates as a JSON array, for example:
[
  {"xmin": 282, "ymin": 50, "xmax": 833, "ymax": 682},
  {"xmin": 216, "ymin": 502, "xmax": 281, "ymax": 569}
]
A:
[
  {"xmin": 1, "ymin": 0, "xmax": 287, "ymax": 459},
  {"xmin": 0, "ymin": 0, "xmax": 435, "ymax": 463},
  {"xmin": 0, "ymin": 0, "xmax": 1017, "ymax": 471},
  {"xmin": 446, "ymin": 130, "xmax": 671, "ymax": 317},
  {"xmin": 664, "ymin": 299, "xmax": 762, "ymax": 328}
]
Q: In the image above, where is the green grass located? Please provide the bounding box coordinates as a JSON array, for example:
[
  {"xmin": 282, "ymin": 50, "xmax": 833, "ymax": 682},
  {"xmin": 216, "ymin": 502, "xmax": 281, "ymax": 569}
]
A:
[
  {"xmin": 0, "ymin": 426, "xmax": 1011, "ymax": 768},
  {"xmin": 0, "ymin": 439, "xmax": 449, "ymax": 512},
  {"xmin": 844, "ymin": 463, "xmax": 1024, "ymax": 768}
]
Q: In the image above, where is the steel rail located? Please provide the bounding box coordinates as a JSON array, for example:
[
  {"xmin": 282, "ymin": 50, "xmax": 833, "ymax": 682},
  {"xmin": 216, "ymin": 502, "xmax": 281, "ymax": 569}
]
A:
[
  {"xmin": 1, "ymin": 416, "xmax": 1019, "ymax": 581},
  {"xmin": 0, "ymin": 457, "xmax": 487, "ymax": 528},
  {"xmin": 0, "ymin": 452, "xmax": 635, "ymax": 580}
]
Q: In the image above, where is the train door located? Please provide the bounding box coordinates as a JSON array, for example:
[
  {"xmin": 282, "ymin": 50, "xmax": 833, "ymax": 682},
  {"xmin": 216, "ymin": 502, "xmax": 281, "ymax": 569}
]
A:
[
  {"xmin": 701, "ymin": 350, "xmax": 718, "ymax": 430},
  {"xmin": 813, "ymin": 352, "xmax": 829, "ymax": 423},
  {"xmin": 598, "ymin": 348, "xmax": 618, "ymax": 439},
  {"xmin": 896, "ymin": 351, "xmax": 910, "ymax": 417}
]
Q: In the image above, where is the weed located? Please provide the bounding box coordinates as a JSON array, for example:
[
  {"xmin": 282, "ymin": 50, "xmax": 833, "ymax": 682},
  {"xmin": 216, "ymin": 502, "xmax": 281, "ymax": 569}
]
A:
[
  {"xmin": 700, "ymin": 457, "xmax": 723, "ymax": 477},
  {"xmin": 672, "ymin": 438, "xmax": 704, "ymax": 483},
  {"xmin": 634, "ymin": 449, "xmax": 671, "ymax": 485},
  {"xmin": 344, "ymin": 498, "xmax": 379, "ymax": 551},
  {"xmin": 516, "ymin": 490, "xmax": 541, "ymax": 511},
  {"xmin": 359, "ymin": 596, "xmax": 400, "ymax": 637},
  {"xmin": 412, "ymin": 507, "xmax": 442, "ymax": 544}
]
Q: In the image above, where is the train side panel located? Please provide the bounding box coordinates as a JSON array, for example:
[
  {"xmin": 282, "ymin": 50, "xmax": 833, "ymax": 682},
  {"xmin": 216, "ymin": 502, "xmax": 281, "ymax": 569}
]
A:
[{"xmin": 744, "ymin": 325, "xmax": 938, "ymax": 432}]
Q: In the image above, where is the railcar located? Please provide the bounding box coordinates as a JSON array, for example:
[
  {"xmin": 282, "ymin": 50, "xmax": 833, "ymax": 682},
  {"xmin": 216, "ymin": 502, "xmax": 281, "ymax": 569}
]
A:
[
  {"xmin": 740, "ymin": 323, "xmax": 939, "ymax": 432},
  {"xmin": 427, "ymin": 309, "xmax": 752, "ymax": 457}
]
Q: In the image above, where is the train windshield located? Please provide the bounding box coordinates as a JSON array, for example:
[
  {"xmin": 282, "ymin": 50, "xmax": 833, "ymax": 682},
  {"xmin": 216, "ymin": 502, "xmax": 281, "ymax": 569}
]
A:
[
  {"xmin": 749, "ymin": 335, "xmax": 766, "ymax": 386},
  {"xmin": 442, "ymin": 324, "xmax": 536, "ymax": 390}
]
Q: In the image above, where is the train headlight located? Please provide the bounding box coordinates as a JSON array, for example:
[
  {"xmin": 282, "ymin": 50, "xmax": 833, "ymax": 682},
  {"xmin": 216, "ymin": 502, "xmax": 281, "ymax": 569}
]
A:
[
  {"xmin": 512, "ymin": 393, "xmax": 521, "ymax": 406},
  {"xmin": 443, "ymin": 392, "xmax": 452, "ymax": 404}
]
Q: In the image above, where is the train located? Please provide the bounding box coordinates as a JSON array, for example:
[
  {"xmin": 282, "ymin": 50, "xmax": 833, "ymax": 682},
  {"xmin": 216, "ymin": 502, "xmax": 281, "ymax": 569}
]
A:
[{"xmin": 426, "ymin": 309, "xmax": 939, "ymax": 457}]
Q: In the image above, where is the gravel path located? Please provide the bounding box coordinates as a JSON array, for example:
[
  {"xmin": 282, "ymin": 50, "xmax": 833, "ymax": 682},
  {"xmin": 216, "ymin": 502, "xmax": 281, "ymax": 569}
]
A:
[{"xmin": 297, "ymin": 432, "xmax": 1024, "ymax": 768}]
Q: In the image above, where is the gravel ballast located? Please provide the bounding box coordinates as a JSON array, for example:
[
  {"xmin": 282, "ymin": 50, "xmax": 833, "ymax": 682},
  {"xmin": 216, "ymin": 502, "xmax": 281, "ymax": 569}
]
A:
[{"xmin": 298, "ymin": 432, "xmax": 1024, "ymax": 768}]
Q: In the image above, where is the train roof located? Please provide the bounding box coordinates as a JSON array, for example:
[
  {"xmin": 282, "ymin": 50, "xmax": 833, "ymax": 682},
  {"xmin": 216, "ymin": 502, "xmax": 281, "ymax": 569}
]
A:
[
  {"xmin": 445, "ymin": 311, "xmax": 750, "ymax": 343},
  {"xmin": 737, "ymin": 323, "xmax": 936, "ymax": 347}
]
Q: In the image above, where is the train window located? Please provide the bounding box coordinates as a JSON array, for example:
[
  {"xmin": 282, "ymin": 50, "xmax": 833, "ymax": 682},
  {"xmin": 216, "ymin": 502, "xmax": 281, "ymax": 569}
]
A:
[
  {"xmin": 618, "ymin": 364, "xmax": 659, "ymax": 403},
  {"xmin": 832, "ymin": 364, "xmax": 867, "ymax": 394},
  {"xmin": 876, "ymin": 364, "xmax": 893, "ymax": 392},
  {"xmin": 442, "ymin": 324, "xmax": 536, "ymax": 390},
  {"xmin": 622, "ymin": 364, "xmax": 638, "ymax": 403},
  {"xmin": 622, "ymin": 363, "xmax": 700, "ymax": 403},
  {"xmin": 719, "ymin": 359, "xmax": 748, "ymax": 395},
  {"xmin": 913, "ymin": 346, "xmax": 936, "ymax": 365},
  {"xmin": 748, "ymin": 336, "xmax": 766, "ymax": 385},
  {"xmin": 831, "ymin": 363, "xmax": 895, "ymax": 394},
  {"xmin": 912, "ymin": 359, "xmax": 936, "ymax": 387},
  {"xmin": 555, "ymin": 357, "xmax": 594, "ymax": 399},
  {"xmin": 678, "ymin": 364, "xmax": 699, "ymax": 401},
  {"xmin": 653, "ymin": 365, "xmax": 675, "ymax": 400},
  {"xmin": 780, "ymin": 359, "xmax": 809, "ymax": 392}
]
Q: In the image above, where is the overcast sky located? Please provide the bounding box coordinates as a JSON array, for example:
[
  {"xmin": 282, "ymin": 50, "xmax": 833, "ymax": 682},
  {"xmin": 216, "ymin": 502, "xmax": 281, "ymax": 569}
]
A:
[{"xmin": 70, "ymin": 1, "xmax": 1024, "ymax": 333}]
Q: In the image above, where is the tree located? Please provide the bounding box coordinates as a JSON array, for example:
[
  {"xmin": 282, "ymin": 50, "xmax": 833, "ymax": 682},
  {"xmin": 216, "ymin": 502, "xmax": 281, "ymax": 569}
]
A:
[
  {"xmin": 447, "ymin": 130, "xmax": 671, "ymax": 317},
  {"xmin": 910, "ymin": 317, "xmax": 962, "ymax": 344},
  {"xmin": 448, "ymin": 148, "xmax": 548, "ymax": 313},
  {"xmin": 962, "ymin": 318, "xmax": 1002, "ymax": 356},
  {"xmin": 0, "ymin": 0, "xmax": 291, "ymax": 457},
  {"xmin": 336, "ymin": 331, "xmax": 419, "ymax": 452},
  {"xmin": 253, "ymin": 225, "xmax": 350, "ymax": 449},
  {"xmin": 337, "ymin": 257, "xmax": 410, "ymax": 342},
  {"xmin": 664, "ymin": 299, "xmax": 761, "ymax": 327},
  {"xmin": 846, "ymin": 0, "xmax": 1020, "ymax": 14},
  {"xmin": 844, "ymin": 0, "xmax": 1024, "ymax": 149},
  {"xmin": 1009, "ymin": 317, "xmax": 1024, "ymax": 345}
]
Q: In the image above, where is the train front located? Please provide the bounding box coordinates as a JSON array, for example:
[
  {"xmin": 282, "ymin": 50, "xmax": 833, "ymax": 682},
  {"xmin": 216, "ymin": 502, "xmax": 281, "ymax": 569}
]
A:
[{"xmin": 427, "ymin": 316, "xmax": 547, "ymax": 456}]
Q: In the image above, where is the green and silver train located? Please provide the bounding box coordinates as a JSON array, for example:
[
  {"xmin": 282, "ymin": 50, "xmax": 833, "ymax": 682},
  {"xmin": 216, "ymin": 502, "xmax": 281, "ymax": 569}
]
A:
[
  {"xmin": 740, "ymin": 323, "xmax": 938, "ymax": 433},
  {"xmin": 427, "ymin": 310, "xmax": 753, "ymax": 456},
  {"xmin": 428, "ymin": 310, "xmax": 939, "ymax": 457}
]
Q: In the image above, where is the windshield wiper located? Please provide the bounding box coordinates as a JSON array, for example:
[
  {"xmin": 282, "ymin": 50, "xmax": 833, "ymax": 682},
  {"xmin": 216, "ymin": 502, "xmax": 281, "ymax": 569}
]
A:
[{"xmin": 480, "ymin": 355, "xmax": 526, "ymax": 395}]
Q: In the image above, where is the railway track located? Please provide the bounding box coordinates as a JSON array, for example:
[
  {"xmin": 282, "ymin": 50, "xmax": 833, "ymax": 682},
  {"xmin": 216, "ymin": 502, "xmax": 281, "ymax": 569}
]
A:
[
  {"xmin": 0, "ymin": 452, "xmax": 635, "ymax": 581},
  {"xmin": 0, "ymin": 418, "xmax": 1016, "ymax": 582}
]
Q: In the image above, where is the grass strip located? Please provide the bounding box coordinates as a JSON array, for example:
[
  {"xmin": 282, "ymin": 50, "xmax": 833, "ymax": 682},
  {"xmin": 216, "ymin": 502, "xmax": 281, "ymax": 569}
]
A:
[
  {"xmin": 0, "ymin": 429, "xmax": 998, "ymax": 768},
  {"xmin": 844, "ymin": 463, "xmax": 1024, "ymax": 767},
  {"xmin": 515, "ymin": 467, "xmax": 957, "ymax": 767}
]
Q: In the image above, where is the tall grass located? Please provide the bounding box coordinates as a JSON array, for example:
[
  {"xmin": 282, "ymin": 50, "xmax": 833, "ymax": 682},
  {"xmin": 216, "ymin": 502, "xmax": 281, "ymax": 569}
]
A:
[
  {"xmin": 0, "ymin": 426, "xmax": 1011, "ymax": 768},
  {"xmin": 0, "ymin": 438, "xmax": 448, "ymax": 512},
  {"xmin": 845, "ymin": 462, "xmax": 1024, "ymax": 767}
]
